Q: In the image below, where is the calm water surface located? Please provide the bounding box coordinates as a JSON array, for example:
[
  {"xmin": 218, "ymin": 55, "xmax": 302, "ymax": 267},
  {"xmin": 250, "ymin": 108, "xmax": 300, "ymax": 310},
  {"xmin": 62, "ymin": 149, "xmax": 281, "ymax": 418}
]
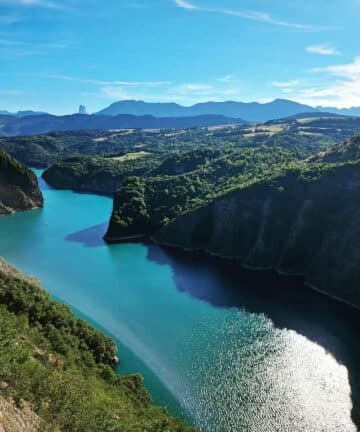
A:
[{"xmin": 0, "ymin": 170, "xmax": 359, "ymax": 432}]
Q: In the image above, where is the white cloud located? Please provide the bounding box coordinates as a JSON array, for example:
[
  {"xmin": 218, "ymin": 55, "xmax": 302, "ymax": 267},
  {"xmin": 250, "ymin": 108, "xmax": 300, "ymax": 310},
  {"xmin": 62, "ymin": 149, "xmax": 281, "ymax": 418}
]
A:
[
  {"xmin": 173, "ymin": 0, "xmax": 197, "ymax": 10},
  {"xmin": 315, "ymin": 56, "xmax": 360, "ymax": 79},
  {"xmin": 306, "ymin": 44, "xmax": 340, "ymax": 56},
  {"xmin": 176, "ymin": 83, "xmax": 213, "ymax": 92},
  {"xmin": 272, "ymin": 80, "xmax": 300, "ymax": 88},
  {"xmin": 280, "ymin": 57, "xmax": 360, "ymax": 108},
  {"xmin": 172, "ymin": 1, "xmax": 332, "ymax": 30}
]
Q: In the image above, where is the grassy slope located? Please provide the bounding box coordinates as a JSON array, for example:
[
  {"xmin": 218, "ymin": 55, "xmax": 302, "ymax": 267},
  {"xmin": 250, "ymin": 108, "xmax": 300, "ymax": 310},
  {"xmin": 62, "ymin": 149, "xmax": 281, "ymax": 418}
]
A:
[{"xmin": 0, "ymin": 259, "xmax": 196, "ymax": 432}]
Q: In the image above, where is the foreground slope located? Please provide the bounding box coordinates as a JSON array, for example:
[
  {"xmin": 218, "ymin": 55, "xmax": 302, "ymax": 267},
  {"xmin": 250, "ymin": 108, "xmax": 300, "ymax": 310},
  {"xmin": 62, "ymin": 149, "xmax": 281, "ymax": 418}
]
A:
[
  {"xmin": 155, "ymin": 136, "xmax": 360, "ymax": 308},
  {"xmin": 0, "ymin": 259, "xmax": 195, "ymax": 432},
  {"xmin": 0, "ymin": 150, "xmax": 43, "ymax": 215}
]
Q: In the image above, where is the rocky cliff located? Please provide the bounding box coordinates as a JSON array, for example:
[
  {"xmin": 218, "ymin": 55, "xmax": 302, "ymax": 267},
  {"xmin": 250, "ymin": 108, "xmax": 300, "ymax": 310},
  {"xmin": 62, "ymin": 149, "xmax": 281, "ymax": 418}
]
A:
[
  {"xmin": 154, "ymin": 138, "xmax": 360, "ymax": 308},
  {"xmin": 0, "ymin": 150, "xmax": 43, "ymax": 215}
]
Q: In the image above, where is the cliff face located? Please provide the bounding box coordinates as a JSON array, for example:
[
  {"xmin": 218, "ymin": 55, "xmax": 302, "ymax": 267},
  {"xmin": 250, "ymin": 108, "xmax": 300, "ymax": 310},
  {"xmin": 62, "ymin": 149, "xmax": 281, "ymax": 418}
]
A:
[
  {"xmin": 0, "ymin": 397, "xmax": 40, "ymax": 432},
  {"xmin": 0, "ymin": 150, "xmax": 43, "ymax": 215},
  {"xmin": 155, "ymin": 162, "xmax": 360, "ymax": 308}
]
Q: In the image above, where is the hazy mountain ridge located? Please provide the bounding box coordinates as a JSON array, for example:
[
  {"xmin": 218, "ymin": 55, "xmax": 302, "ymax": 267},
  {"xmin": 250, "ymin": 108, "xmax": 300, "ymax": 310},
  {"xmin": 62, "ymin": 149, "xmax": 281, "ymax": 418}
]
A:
[
  {"xmin": 0, "ymin": 113, "xmax": 244, "ymax": 137},
  {"xmin": 97, "ymin": 99, "xmax": 360, "ymax": 122}
]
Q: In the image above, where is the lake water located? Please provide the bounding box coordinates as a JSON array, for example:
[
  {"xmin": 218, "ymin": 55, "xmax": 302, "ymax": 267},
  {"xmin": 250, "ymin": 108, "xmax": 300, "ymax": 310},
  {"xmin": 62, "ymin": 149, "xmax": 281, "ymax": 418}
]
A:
[{"xmin": 0, "ymin": 170, "xmax": 359, "ymax": 432}]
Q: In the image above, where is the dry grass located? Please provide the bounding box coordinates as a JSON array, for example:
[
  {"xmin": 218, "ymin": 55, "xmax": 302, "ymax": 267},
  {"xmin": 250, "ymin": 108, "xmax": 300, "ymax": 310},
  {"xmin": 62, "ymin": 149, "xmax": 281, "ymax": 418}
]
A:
[{"xmin": 110, "ymin": 151, "xmax": 151, "ymax": 162}]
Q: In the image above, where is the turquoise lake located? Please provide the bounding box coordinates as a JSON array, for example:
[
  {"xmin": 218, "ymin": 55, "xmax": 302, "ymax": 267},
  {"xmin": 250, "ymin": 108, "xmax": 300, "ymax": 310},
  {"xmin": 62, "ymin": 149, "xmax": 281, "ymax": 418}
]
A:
[{"xmin": 0, "ymin": 170, "xmax": 359, "ymax": 432}]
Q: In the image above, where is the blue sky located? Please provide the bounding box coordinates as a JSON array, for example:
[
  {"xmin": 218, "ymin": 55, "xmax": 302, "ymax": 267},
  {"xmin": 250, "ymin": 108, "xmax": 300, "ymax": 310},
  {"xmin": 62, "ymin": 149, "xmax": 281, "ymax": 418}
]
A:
[{"xmin": 0, "ymin": 0, "xmax": 359, "ymax": 114}]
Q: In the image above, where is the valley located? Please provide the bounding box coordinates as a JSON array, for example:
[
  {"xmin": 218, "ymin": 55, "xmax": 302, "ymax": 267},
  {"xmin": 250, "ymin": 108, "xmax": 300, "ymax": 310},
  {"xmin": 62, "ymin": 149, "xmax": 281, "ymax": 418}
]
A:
[{"xmin": 1, "ymin": 115, "xmax": 360, "ymax": 431}]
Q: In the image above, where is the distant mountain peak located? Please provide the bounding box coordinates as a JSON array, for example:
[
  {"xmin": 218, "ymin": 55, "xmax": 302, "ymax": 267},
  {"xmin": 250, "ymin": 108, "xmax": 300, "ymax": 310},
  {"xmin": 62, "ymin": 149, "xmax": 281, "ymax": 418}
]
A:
[{"xmin": 79, "ymin": 105, "xmax": 87, "ymax": 115}]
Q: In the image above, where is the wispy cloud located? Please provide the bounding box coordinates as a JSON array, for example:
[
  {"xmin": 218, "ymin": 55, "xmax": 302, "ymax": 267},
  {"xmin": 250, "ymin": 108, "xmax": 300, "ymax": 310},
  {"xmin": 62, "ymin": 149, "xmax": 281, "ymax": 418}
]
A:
[
  {"xmin": 306, "ymin": 44, "xmax": 340, "ymax": 55},
  {"xmin": 313, "ymin": 57, "xmax": 360, "ymax": 79},
  {"xmin": 216, "ymin": 74, "xmax": 236, "ymax": 83},
  {"xmin": 173, "ymin": 0, "xmax": 197, "ymax": 10},
  {"xmin": 272, "ymin": 80, "xmax": 300, "ymax": 89},
  {"xmin": 43, "ymin": 74, "xmax": 173, "ymax": 87},
  {"xmin": 274, "ymin": 57, "xmax": 360, "ymax": 108},
  {"xmin": 0, "ymin": 89, "xmax": 22, "ymax": 96},
  {"xmin": 172, "ymin": 0, "xmax": 332, "ymax": 30},
  {"xmin": 43, "ymin": 73, "xmax": 244, "ymax": 105},
  {"xmin": 272, "ymin": 80, "xmax": 301, "ymax": 94},
  {"xmin": 0, "ymin": 38, "xmax": 68, "ymax": 58},
  {"xmin": 0, "ymin": 0, "xmax": 60, "ymax": 8}
]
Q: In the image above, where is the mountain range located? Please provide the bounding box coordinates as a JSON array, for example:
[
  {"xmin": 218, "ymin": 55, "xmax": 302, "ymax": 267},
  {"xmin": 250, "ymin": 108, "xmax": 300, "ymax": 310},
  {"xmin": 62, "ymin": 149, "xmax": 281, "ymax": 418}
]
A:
[
  {"xmin": 2, "ymin": 99, "xmax": 360, "ymax": 125},
  {"xmin": 96, "ymin": 99, "xmax": 360, "ymax": 122},
  {"xmin": 0, "ymin": 110, "xmax": 46, "ymax": 117},
  {"xmin": 0, "ymin": 113, "xmax": 243, "ymax": 137},
  {"xmin": 1, "ymin": 98, "xmax": 360, "ymax": 136}
]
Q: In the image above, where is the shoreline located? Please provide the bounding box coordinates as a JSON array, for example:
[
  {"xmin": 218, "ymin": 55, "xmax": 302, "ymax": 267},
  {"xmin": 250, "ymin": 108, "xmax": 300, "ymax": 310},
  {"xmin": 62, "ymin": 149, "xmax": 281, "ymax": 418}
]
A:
[
  {"xmin": 37, "ymin": 176, "xmax": 360, "ymax": 312},
  {"xmin": 151, "ymin": 238, "xmax": 360, "ymax": 312},
  {"xmin": 104, "ymin": 233, "xmax": 147, "ymax": 243}
]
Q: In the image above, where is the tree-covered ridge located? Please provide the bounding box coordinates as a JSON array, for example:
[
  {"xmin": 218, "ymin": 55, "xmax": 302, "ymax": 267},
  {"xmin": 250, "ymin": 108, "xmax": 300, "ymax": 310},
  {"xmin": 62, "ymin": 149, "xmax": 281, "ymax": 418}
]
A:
[
  {"xmin": 105, "ymin": 137, "xmax": 360, "ymax": 253},
  {"xmin": 307, "ymin": 134, "xmax": 360, "ymax": 164},
  {"xmin": 1, "ymin": 114, "xmax": 359, "ymax": 168},
  {"xmin": 43, "ymin": 153, "xmax": 160, "ymax": 195},
  {"xmin": 0, "ymin": 259, "xmax": 196, "ymax": 432},
  {"xmin": 0, "ymin": 149, "xmax": 43, "ymax": 215},
  {"xmin": 104, "ymin": 146, "xmax": 300, "ymax": 240}
]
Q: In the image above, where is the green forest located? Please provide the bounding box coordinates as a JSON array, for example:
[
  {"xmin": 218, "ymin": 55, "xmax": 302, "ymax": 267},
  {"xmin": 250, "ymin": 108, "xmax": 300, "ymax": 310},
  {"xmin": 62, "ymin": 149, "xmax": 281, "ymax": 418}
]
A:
[{"xmin": 0, "ymin": 259, "xmax": 195, "ymax": 432}]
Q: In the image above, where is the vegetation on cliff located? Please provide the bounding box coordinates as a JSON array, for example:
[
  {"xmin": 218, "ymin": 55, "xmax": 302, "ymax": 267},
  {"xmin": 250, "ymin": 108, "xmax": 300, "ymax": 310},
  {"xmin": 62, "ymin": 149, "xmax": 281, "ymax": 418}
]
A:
[
  {"xmin": 105, "ymin": 146, "xmax": 301, "ymax": 239},
  {"xmin": 0, "ymin": 259, "xmax": 195, "ymax": 432},
  {"xmin": 0, "ymin": 150, "xmax": 43, "ymax": 215},
  {"xmin": 43, "ymin": 153, "xmax": 159, "ymax": 195},
  {"xmin": 154, "ymin": 160, "xmax": 360, "ymax": 308}
]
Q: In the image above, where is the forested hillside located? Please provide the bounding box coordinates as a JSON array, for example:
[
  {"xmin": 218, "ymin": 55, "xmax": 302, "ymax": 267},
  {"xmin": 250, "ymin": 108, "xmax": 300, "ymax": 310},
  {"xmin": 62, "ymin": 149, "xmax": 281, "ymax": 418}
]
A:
[
  {"xmin": 0, "ymin": 259, "xmax": 195, "ymax": 432},
  {"xmin": 43, "ymin": 153, "xmax": 159, "ymax": 195},
  {"xmin": 153, "ymin": 137, "xmax": 360, "ymax": 308},
  {"xmin": 104, "ymin": 146, "xmax": 298, "ymax": 240},
  {"xmin": 1, "ymin": 114, "xmax": 359, "ymax": 168}
]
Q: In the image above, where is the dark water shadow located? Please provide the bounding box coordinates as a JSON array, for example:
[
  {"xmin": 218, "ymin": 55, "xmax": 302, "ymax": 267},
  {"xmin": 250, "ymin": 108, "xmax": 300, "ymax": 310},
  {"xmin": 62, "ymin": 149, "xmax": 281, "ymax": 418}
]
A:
[
  {"xmin": 147, "ymin": 244, "xmax": 360, "ymax": 428},
  {"xmin": 71, "ymin": 190, "xmax": 114, "ymax": 198},
  {"xmin": 37, "ymin": 176, "xmax": 55, "ymax": 191},
  {"xmin": 65, "ymin": 223, "xmax": 108, "ymax": 247}
]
